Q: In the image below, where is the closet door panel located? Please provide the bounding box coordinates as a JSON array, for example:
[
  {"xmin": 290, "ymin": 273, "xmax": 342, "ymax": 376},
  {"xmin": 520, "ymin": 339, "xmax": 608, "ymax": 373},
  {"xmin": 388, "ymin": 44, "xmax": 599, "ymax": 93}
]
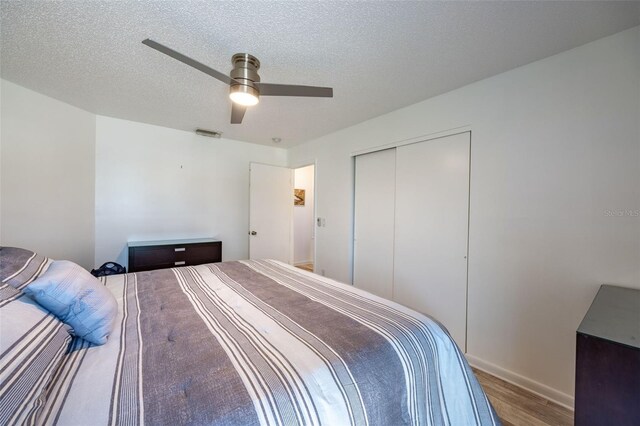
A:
[
  {"xmin": 353, "ymin": 148, "xmax": 396, "ymax": 299},
  {"xmin": 393, "ymin": 132, "xmax": 470, "ymax": 350}
]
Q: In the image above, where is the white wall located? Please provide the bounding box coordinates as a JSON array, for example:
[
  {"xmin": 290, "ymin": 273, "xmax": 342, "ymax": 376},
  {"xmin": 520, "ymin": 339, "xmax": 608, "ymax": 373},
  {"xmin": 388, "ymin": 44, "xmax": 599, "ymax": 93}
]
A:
[
  {"xmin": 95, "ymin": 116, "xmax": 287, "ymax": 267},
  {"xmin": 293, "ymin": 165, "xmax": 315, "ymax": 265},
  {"xmin": 288, "ymin": 26, "xmax": 640, "ymax": 406},
  {"xmin": 1, "ymin": 80, "xmax": 96, "ymax": 269},
  {"xmin": 0, "ymin": 81, "xmax": 3, "ymax": 241}
]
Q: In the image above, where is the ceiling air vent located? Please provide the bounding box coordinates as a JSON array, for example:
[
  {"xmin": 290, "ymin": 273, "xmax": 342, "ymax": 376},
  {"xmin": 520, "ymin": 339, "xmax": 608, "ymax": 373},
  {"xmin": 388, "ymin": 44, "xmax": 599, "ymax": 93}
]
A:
[{"xmin": 195, "ymin": 129, "xmax": 223, "ymax": 138}]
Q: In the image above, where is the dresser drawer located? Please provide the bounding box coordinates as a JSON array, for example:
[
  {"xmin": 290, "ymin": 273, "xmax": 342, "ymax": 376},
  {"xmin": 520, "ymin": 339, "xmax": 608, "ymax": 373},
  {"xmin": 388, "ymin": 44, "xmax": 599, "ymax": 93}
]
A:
[
  {"xmin": 128, "ymin": 240, "xmax": 222, "ymax": 272},
  {"xmin": 129, "ymin": 246, "xmax": 178, "ymax": 271},
  {"xmin": 179, "ymin": 243, "xmax": 221, "ymax": 264}
]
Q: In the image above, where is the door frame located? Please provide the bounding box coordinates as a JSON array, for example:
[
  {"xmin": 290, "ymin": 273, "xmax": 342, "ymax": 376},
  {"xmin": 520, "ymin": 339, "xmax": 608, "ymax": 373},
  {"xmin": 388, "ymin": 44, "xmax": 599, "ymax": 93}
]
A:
[{"xmin": 290, "ymin": 160, "xmax": 317, "ymax": 272}]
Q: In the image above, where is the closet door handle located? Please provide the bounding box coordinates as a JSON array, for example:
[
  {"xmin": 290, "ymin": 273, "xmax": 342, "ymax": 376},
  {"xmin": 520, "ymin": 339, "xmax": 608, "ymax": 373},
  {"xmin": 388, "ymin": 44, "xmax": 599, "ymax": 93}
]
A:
[{"xmin": 174, "ymin": 248, "xmax": 186, "ymax": 252}]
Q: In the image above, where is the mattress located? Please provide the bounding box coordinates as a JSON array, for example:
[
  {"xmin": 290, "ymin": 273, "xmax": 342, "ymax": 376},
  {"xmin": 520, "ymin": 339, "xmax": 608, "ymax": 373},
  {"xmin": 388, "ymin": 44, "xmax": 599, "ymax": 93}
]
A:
[{"xmin": 2, "ymin": 255, "xmax": 499, "ymax": 425}]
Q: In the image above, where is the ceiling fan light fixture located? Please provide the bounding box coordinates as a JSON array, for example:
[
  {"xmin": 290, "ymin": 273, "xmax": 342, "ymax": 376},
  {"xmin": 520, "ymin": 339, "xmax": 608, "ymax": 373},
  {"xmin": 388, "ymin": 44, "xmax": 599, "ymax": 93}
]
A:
[
  {"xmin": 142, "ymin": 40, "xmax": 333, "ymax": 124},
  {"xmin": 229, "ymin": 85, "xmax": 259, "ymax": 106}
]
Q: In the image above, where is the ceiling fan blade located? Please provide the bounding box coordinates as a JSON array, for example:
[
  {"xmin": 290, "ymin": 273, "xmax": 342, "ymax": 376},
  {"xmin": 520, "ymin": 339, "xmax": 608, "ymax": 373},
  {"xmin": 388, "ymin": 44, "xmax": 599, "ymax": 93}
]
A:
[
  {"xmin": 231, "ymin": 103, "xmax": 246, "ymax": 124},
  {"xmin": 256, "ymin": 83, "xmax": 333, "ymax": 98},
  {"xmin": 142, "ymin": 39, "xmax": 234, "ymax": 86}
]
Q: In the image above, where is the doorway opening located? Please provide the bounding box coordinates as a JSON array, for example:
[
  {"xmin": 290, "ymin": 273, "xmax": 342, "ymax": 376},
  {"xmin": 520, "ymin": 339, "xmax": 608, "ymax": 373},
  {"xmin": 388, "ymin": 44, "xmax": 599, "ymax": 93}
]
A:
[{"xmin": 293, "ymin": 164, "xmax": 315, "ymax": 272}]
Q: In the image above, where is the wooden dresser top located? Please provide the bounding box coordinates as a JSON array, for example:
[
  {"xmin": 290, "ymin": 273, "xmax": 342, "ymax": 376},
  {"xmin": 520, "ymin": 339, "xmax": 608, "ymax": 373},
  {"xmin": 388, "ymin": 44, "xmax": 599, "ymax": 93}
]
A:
[
  {"xmin": 128, "ymin": 238, "xmax": 219, "ymax": 248},
  {"xmin": 578, "ymin": 285, "xmax": 640, "ymax": 349}
]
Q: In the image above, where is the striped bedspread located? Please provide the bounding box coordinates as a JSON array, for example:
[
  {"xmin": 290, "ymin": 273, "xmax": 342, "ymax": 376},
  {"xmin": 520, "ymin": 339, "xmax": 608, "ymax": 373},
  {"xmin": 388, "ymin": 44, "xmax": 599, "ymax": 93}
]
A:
[{"xmin": 40, "ymin": 260, "xmax": 499, "ymax": 425}]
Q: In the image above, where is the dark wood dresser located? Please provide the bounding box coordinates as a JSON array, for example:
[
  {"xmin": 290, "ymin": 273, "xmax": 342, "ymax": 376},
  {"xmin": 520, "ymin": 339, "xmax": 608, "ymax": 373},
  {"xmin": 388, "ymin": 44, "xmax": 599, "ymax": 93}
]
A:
[
  {"xmin": 575, "ymin": 285, "xmax": 640, "ymax": 426},
  {"xmin": 128, "ymin": 238, "xmax": 222, "ymax": 272}
]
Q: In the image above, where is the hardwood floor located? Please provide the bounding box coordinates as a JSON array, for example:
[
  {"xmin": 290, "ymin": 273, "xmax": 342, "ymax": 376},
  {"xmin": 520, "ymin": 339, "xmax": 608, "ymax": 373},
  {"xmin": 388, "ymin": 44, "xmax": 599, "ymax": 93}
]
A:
[
  {"xmin": 473, "ymin": 368, "xmax": 573, "ymax": 426},
  {"xmin": 295, "ymin": 262, "xmax": 314, "ymax": 272}
]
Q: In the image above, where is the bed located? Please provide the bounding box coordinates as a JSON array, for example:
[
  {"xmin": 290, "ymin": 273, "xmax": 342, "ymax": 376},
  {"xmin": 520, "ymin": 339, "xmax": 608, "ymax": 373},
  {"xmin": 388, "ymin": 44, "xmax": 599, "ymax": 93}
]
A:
[{"xmin": 0, "ymin": 247, "xmax": 499, "ymax": 425}]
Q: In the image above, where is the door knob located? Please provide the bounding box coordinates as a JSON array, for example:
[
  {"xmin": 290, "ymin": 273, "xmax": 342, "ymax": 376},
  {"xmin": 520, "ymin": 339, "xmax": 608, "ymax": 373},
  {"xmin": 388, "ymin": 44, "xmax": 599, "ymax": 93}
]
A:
[{"xmin": 250, "ymin": 231, "xmax": 257, "ymax": 236}]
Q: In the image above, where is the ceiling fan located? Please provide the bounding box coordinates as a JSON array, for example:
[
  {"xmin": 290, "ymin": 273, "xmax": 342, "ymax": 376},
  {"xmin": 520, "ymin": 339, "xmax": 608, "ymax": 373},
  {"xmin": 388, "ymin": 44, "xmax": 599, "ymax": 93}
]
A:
[{"xmin": 142, "ymin": 39, "xmax": 333, "ymax": 124}]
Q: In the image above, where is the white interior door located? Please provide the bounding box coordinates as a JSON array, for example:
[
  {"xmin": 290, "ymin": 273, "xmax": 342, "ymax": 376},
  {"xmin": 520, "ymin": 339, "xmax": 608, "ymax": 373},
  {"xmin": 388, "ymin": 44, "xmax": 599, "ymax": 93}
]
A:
[
  {"xmin": 249, "ymin": 163, "xmax": 293, "ymax": 262},
  {"xmin": 393, "ymin": 132, "xmax": 470, "ymax": 350},
  {"xmin": 353, "ymin": 148, "xmax": 396, "ymax": 299}
]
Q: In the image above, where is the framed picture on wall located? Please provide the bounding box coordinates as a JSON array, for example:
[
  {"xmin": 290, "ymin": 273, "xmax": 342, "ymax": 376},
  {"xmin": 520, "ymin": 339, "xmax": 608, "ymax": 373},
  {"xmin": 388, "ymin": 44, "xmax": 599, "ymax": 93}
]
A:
[{"xmin": 294, "ymin": 189, "xmax": 305, "ymax": 206}]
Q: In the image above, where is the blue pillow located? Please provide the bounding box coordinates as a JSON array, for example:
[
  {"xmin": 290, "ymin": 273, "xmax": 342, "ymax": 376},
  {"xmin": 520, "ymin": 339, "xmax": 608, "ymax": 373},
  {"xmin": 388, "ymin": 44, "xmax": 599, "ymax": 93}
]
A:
[{"xmin": 24, "ymin": 260, "xmax": 118, "ymax": 345}]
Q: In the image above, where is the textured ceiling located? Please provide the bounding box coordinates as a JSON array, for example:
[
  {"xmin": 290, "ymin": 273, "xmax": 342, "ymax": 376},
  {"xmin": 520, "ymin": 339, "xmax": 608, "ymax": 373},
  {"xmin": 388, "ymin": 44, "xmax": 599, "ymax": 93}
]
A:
[{"xmin": 1, "ymin": 1, "xmax": 639, "ymax": 148}]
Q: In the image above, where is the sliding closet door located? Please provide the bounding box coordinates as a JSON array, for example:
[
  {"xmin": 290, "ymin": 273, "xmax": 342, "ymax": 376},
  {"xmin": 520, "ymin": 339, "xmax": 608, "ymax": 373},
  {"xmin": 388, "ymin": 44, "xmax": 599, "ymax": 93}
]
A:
[
  {"xmin": 393, "ymin": 132, "xmax": 470, "ymax": 350},
  {"xmin": 353, "ymin": 148, "xmax": 396, "ymax": 299}
]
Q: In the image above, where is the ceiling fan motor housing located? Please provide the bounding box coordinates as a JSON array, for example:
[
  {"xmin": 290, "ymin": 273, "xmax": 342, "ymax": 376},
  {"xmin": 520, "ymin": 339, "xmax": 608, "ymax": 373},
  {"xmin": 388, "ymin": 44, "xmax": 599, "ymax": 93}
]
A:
[{"xmin": 230, "ymin": 53, "xmax": 261, "ymax": 99}]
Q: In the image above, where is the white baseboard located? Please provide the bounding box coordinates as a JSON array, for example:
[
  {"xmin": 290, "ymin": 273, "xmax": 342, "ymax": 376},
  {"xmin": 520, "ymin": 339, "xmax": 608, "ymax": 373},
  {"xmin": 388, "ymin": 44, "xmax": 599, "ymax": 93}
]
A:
[
  {"xmin": 294, "ymin": 260, "xmax": 313, "ymax": 266},
  {"xmin": 466, "ymin": 354, "xmax": 574, "ymax": 411}
]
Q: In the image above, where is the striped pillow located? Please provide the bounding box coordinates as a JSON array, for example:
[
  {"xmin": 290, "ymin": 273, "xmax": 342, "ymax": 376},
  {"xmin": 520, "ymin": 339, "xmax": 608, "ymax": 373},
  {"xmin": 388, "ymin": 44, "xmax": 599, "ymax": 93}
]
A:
[
  {"xmin": 0, "ymin": 285, "xmax": 72, "ymax": 425},
  {"xmin": 0, "ymin": 247, "xmax": 52, "ymax": 291}
]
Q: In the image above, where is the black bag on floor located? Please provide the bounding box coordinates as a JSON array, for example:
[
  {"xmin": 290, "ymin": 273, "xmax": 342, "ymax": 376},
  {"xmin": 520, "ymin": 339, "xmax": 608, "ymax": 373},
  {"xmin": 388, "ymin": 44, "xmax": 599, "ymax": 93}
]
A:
[{"xmin": 91, "ymin": 262, "xmax": 126, "ymax": 277}]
